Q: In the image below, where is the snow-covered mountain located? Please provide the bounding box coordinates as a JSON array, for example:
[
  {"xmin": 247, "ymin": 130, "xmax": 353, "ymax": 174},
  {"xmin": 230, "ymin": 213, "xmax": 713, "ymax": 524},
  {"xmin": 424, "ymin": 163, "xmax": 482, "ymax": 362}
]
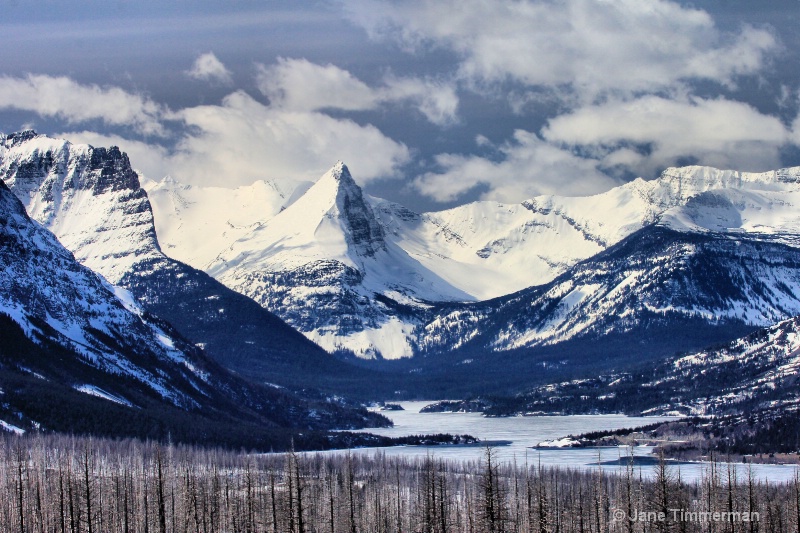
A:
[
  {"xmin": 374, "ymin": 166, "xmax": 800, "ymax": 300},
  {"xmin": 149, "ymin": 163, "xmax": 800, "ymax": 303},
  {"xmin": 371, "ymin": 166, "xmax": 800, "ymax": 360},
  {"xmin": 0, "ymin": 131, "xmax": 363, "ymax": 389},
  {"xmin": 0, "ymin": 178, "xmax": 204, "ymax": 409},
  {"xmin": 154, "ymin": 159, "xmax": 800, "ymax": 360},
  {"xmin": 416, "ymin": 225, "xmax": 800, "ymax": 356},
  {"xmin": 6, "ymin": 130, "xmax": 800, "ymax": 370},
  {"xmin": 504, "ymin": 313, "xmax": 800, "ymax": 418},
  {"xmin": 3, "ymin": 130, "xmax": 161, "ymax": 283},
  {"xmin": 0, "ymin": 177, "xmax": 385, "ymax": 442},
  {"xmin": 143, "ymin": 175, "xmax": 312, "ymax": 267},
  {"xmin": 207, "ymin": 162, "xmax": 471, "ymax": 358}
]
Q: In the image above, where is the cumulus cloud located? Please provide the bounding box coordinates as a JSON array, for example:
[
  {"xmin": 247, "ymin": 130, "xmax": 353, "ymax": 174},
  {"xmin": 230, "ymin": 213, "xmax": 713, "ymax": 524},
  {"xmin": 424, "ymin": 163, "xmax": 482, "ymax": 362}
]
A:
[
  {"xmin": 256, "ymin": 57, "xmax": 458, "ymax": 125},
  {"xmin": 414, "ymin": 94, "xmax": 794, "ymax": 203},
  {"xmin": 0, "ymin": 74, "xmax": 166, "ymax": 135},
  {"xmin": 414, "ymin": 130, "xmax": 618, "ymax": 202},
  {"xmin": 342, "ymin": 0, "xmax": 777, "ymax": 102},
  {"xmin": 1, "ymin": 73, "xmax": 411, "ymax": 187},
  {"xmin": 186, "ymin": 52, "xmax": 233, "ymax": 85},
  {"xmin": 65, "ymin": 92, "xmax": 411, "ymax": 188},
  {"xmin": 336, "ymin": 0, "xmax": 789, "ymax": 203},
  {"xmin": 382, "ymin": 75, "xmax": 459, "ymax": 126},
  {"xmin": 257, "ymin": 58, "xmax": 377, "ymax": 112},
  {"xmin": 169, "ymin": 91, "xmax": 410, "ymax": 186},
  {"xmin": 543, "ymin": 96, "xmax": 790, "ymax": 176}
]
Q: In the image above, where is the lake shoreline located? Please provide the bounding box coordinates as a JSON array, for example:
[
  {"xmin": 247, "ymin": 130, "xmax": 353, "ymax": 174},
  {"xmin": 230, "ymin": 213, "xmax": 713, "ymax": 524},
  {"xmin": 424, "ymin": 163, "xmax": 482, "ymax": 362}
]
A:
[{"xmin": 341, "ymin": 401, "xmax": 800, "ymax": 482}]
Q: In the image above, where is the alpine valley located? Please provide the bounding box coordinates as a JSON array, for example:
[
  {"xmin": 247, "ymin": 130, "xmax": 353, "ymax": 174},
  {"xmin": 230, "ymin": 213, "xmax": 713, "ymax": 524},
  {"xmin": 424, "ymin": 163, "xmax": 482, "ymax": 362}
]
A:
[
  {"xmin": 146, "ymin": 137, "xmax": 800, "ymax": 395},
  {"xmin": 4, "ymin": 130, "xmax": 800, "ymax": 403},
  {"xmin": 0, "ymin": 169, "xmax": 386, "ymax": 448}
]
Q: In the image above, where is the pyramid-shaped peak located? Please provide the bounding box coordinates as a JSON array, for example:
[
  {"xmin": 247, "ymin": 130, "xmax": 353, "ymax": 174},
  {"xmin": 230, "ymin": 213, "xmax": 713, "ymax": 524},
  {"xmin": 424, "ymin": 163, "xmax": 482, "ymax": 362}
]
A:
[
  {"xmin": 325, "ymin": 161, "xmax": 355, "ymax": 183},
  {"xmin": 264, "ymin": 159, "xmax": 385, "ymax": 258},
  {"xmin": 313, "ymin": 161, "xmax": 364, "ymax": 203}
]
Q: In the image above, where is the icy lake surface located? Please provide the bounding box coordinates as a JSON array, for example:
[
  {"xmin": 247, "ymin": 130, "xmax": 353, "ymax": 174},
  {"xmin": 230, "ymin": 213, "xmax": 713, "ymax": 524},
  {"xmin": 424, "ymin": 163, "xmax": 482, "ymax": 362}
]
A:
[{"xmin": 332, "ymin": 401, "xmax": 798, "ymax": 483}]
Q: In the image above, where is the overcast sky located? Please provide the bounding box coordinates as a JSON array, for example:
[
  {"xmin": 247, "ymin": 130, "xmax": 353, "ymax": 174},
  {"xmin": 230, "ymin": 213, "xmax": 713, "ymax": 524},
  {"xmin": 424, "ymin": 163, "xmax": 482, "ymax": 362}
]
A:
[{"xmin": 2, "ymin": 0, "xmax": 800, "ymax": 211}]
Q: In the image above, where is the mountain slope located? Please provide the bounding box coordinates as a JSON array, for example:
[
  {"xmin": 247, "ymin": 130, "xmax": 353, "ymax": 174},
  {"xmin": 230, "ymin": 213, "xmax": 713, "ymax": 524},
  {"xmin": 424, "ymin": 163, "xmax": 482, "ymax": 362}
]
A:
[
  {"xmin": 150, "ymin": 161, "xmax": 800, "ymax": 360},
  {"xmin": 0, "ymin": 131, "xmax": 372, "ymax": 390},
  {"xmin": 0, "ymin": 178, "xmax": 385, "ymax": 445},
  {"xmin": 7, "ymin": 130, "xmax": 800, "ymax": 393},
  {"xmin": 484, "ymin": 313, "xmax": 800, "ymax": 419},
  {"xmin": 0, "ymin": 178, "xmax": 202, "ymax": 409},
  {"xmin": 143, "ymin": 175, "xmax": 312, "ymax": 267},
  {"xmin": 415, "ymin": 225, "xmax": 800, "ymax": 357},
  {"xmin": 658, "ymin": 315, "xmax": 800, "ymax": 415},
  {"xmin": 374, "ymin": 166, "xmax": 800, "ymax": 300},
  {"xmin": 207, "ymin": 162, "xmax": 472, "ymax": 358}
]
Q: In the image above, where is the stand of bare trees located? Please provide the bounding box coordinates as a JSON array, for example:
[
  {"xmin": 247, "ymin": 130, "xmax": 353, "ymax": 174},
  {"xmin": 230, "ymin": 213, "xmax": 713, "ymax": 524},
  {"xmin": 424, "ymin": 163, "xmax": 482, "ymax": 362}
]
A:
[{"xmin": 0, "ymin": 432, "xmax": 797, "ymax": 533}]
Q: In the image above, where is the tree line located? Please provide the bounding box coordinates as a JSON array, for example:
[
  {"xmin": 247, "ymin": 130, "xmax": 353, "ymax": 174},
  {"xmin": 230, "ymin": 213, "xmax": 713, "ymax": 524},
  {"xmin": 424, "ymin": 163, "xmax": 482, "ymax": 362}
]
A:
[{"xmin": 0, "ymin": 432, "xmax": 798, "ymax": 533}]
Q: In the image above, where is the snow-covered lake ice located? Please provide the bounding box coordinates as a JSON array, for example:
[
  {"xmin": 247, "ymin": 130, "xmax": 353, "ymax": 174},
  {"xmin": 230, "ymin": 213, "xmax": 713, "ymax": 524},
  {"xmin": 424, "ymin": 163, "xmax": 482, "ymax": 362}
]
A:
[{"xmin": 324, "ymin": 401, "xmax": 799, "ymax": 483}]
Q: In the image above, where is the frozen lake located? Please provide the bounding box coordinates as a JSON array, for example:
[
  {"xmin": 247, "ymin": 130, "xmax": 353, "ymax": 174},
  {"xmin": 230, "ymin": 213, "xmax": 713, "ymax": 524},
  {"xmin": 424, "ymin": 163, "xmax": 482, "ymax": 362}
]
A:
[{"xmin": 328, "ymin": 401, "xmax": 799, "ymax": 484}]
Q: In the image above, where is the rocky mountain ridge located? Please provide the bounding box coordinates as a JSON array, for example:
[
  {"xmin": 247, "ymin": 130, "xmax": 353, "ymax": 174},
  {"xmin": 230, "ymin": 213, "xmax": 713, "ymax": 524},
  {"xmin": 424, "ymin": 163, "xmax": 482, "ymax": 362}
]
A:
[
  {"xmin": 147, "ymin": 149, "xmax": 800, "ymax": 361},
  {"xmin": 0, "ymin": 131, "xmax": 376, "ymax": 389},
  {"xmin": 5, "ymin": 131, "xmax": 800, "ymax": 397},
  {"xmin": 0, "ymin": 176, "xmax": 386, "ymax": 445}
]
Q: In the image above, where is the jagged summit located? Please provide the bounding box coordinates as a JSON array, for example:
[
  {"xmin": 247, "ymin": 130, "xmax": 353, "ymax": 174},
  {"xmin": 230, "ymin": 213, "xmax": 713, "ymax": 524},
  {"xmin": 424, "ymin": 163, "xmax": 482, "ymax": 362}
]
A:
[
  {"xmin": 327, "ymin": 160, "xmax": 352, "ymax": 181},
  {"xmin": 309, "ymin": 161, "xmax": 371, "ymax": 206},
  {"xmin": 208, "ymin": 161, "xmax": 387, "ymax": 274},
  {"xmin": 325, "ymin": 161, "xmax": 386, "ymax": 257},
  {"xmin": 3, "ymin": 129, "xmax": 40, "ymax": 147},
  {"xmin": 0, "ymin": 134, "xmax": 160, "ymax": 281}
]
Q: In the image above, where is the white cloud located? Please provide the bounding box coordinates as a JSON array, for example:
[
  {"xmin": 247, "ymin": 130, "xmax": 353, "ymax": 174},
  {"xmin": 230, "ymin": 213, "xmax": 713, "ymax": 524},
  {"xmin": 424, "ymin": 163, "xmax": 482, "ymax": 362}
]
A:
[
  {"xmin": 169, "ymin": 91, "xmax": 410, "ymax": 186},
  {"xmin": 186, "ymin": 52, "xmax": 233, "ymax": 85},
  {"xmin": 382, "ymin": 75, "xmax": 458, "ymax": 125},
  {"xmin": 414, "ymin": 130, "xmax": 618, "ymax": 202},
  {"xmin": 414, "ymin": 94, "xmax": 793, "ymax": 204},
  {"xmin": 543, "ymin": 96, "xmax": 790, "ymax": 176},
  {"xmin": 0, "ymin": 74, "xmax": 166, "ymax": 135},
  {"xmin": 2, "ymin": 73, "xmax": 411, "ymax": 188},
  {"xmin": 342, "ymin": 0, "xmax": 777, "ymax": 102},
  {"xmin": 338, "ymin": 0, "xmax": 791, "ymax": 202},
  {"xmin": 57, "ymin": 92, "xmax": 411, "ymax": 188},
  {"xmin": 256, "ymin": 57, "xmax": 458, "ymax": 125},
  {"xmin": 257, "ymin": 58, "xmax": 378, "ymax": 112}
]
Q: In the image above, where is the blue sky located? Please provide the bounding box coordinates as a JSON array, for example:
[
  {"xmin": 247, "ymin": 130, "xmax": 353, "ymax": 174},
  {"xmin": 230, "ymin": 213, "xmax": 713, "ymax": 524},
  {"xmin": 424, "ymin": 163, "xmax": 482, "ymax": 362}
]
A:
[{"xmin": 2, "ymin": 0, "xmax": 799, "ymax": 211}]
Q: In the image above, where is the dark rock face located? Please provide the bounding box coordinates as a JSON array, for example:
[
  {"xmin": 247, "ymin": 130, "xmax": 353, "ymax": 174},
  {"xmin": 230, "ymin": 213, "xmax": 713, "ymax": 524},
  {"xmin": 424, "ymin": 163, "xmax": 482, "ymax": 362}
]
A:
[
  {"xmin": 334, "ymin": 164, "xmax": 385, "ymax": 257},
  {"xmin": 4, "ymin": 130, "xmax": 38, "ymax": 146},
  {"xmin": 241, "ymin": 260, "xmax": 380, "ymax": 335},
  {"xmin": 88, "ymin": 146, "xmax": 142, "ymax": 194}
]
